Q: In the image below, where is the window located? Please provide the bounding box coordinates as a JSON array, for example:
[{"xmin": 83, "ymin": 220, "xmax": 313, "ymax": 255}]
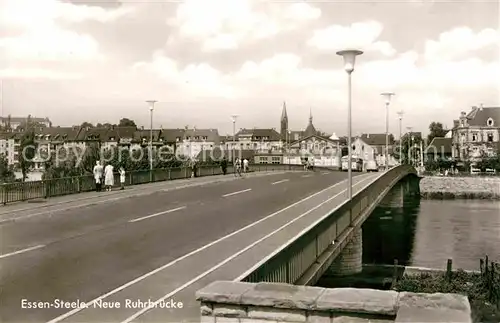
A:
[
  {"xmin": 202, "ymin": 136, "xmax": 208, "ymax": 140},
  {"xmin": 487, "ymin": 133, "xmax": 494, "ymax": 142},
  {"xmin": 487, "ymin": 118, "xmax": 494, "ymax": 126},
  {"xmin": 195, "ymin": 136, "xmax": 199, "ymax": 140},
  {"xmin": 472, "ymin": 133, "xmax": 477, "ymax": 142}
]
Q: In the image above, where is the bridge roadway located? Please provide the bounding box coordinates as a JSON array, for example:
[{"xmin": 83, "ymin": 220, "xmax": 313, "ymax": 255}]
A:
[{"xmin": 0, "ymin": 169, "xmax": 378, "ymax": 323}]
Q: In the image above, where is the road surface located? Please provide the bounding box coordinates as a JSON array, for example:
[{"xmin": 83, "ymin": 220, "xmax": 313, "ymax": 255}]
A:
[{"xmin": 0, "ymin": 169, "xmax": 376, "ymax": 323}]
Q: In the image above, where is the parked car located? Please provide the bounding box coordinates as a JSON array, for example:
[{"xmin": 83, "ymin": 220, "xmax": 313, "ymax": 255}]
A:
[
  {"xmin": 365, "ymin": 160, "xmax": 379, "ymax": 172},
  {"xmin": 341, "ymin": 156, "xmax": 363, "ymax": 172}
]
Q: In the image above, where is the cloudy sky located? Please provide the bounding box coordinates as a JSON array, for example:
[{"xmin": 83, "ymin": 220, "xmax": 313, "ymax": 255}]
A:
[{"xmin": 0, "ymin": 0, "xmax": 498, "ymax": 136}]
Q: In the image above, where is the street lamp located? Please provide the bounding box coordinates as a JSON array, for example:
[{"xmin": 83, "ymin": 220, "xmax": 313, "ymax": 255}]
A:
[
  {"xmin": 381, "ymin": 92, "xmax": 395, "ymax": 171},
  {"xmin": 337, "ymin": 49, "xmax": 363, "ymax": 204},
  {"xmin": 231, "ymin": 115, "xmax": 238, "ymax": 164},
  {"xmin": 146, "ymin": 100, "xmax": 156, "ymax": 182},
  {"xmin": 397, "ymin": 111, "xmax": 404, "ymax": 164},
  {"xmin": 287, "ymin": 129, "xmax": 291, "ymax": 164}
]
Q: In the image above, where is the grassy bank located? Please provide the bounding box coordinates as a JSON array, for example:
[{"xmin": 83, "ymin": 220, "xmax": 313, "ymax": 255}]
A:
[
  {"xmin": 420, "ymin": 191, "xmax": 500, "ymax": 200},
  {"xmin": 393, "ymin": 258, "xmax": 500, "ymax": 323}
]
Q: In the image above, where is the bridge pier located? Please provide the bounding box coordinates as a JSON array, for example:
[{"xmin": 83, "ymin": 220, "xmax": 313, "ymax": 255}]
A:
[{"xmin": 329, "ymin": 228, "xmax": 362, "ymax": 276}]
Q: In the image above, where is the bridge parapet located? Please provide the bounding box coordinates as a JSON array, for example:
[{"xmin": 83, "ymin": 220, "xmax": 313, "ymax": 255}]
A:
[
  {"xmin": 238, "ymin": 165, "xmax": 418, "ymax": 285},
  {"xmin": 196, "ymin": 281, "xmax": 472, "ymax": 323}
]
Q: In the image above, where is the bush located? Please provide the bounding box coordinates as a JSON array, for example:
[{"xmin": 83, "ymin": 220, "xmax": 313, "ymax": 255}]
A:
[{"xmin": 394, "ymin": 269, "xmax": 500, "ymax": 322}]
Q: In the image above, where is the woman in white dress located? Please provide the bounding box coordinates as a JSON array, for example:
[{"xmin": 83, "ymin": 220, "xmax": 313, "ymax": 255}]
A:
[{"xmin": 104, "ymin": 163, "xmax": 114, "ymax": 191}]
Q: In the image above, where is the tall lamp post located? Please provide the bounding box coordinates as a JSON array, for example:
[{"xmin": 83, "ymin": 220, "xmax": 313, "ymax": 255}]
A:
[
  {"xmin": 231, "ymin": 115, "xmax": 238, "ymax": 164},
  {"xmin": 337, "ymin": 49, "xmax": 363, "ymax": 204},
  {"xmin": 380, "ymin": 92, "xmax": 395, "ymax": 171},
  {"xmin": 146, "ymin": 100, "xmax": 156, "ymax": 182},
  {"xmin": 397, "ymin": 111, "xmax": 404, "ymax": 164}
]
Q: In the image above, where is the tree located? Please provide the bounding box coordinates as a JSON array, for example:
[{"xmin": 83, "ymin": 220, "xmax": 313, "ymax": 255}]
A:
[
  {"xmin": 18, "ymin": 129, "xmax": 36, "ymax": 181},
  {"xmin": 118, "ymin": 118, "xmax": 137, "ymax": 128},
  {"xmin": 81, "ymin": 122, "xmax": 93, "ymax": 128},
  {"xmin": 427, "ymin": 122, "xmax": 448, "ymax": 143},
  {"xmin": 400, "ymin": 132, "xmax": 423, "ymax": 165},
  {"xmin": 0, "ymin": 154, "xmax": 14, "ymax": 183}
]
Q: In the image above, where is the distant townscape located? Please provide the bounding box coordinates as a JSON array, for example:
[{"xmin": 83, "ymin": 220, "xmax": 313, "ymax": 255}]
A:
[{"xmin": 1, "ymin": 103, "xmax": 499, "ymax": 182}]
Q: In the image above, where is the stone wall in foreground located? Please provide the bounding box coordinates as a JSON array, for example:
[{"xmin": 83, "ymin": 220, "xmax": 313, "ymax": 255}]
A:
[
  {"xmin": 196, "ymin": 281, "xmax": 472, "ymax": 323},
  {"xmin": 420, "ymin": 176, "xmax": 500, "ymax": 199}
]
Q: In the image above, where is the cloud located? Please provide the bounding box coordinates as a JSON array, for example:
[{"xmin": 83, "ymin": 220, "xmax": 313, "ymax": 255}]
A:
[
  {"xmin": 0, "ymin": 67, "xmax": 83, "ymax": 80},
  {"xmin": 170, "ymin": 0, "xmax": 321, "ymax": 52},
  {"xmin": 0, "ymin": 0, "xmax": 133, "ymax": 78},
  {"xmin": 307, "ymin": 21, "xmax": 397, "ymax": 57},
  {"xmin": 132, "ymin": 51, "xmax": 239, "ymax": 99},
  {"xmin": 424, "ymin": 27, "xmax": 499, "ymax": 61}
]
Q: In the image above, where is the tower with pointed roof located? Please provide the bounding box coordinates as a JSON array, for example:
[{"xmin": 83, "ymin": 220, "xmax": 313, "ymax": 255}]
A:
[
  {"xmin": 303, "ymin": 108, "xmax": 317, "ymax": 137},
  {"xmin": 280, "ymin": 101, "xmax": 288, "ymax": 141}
]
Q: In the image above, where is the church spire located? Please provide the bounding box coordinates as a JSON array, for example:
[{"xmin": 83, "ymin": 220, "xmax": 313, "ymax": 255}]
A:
[
  {"xmin": 281, "ymin": 101, "xmax": 288, "ymax": 120},
  {"xmin": 309, "ymin": 108, "xmax": 313, "ymax": 124}
]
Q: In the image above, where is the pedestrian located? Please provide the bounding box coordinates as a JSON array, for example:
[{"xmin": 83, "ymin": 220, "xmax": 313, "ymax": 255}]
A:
[
  {"xmin": 243, "ymin": 158, "xmax": 249, "ymax": 173},
  {"xmin": 221, "ymin": 156, "xmax": 228, "ymax": 175},
  {"xmin": 119, "ymin": 166, "xmax": 126, "ymax": 190},
  {"xmin": 104, "ymin": 163, "xmax": 114, "ymax": 191},
  {"xmin": 93, "ymin": 161, "xmax": 103, "ymax": 192},
  {"xmin": 235, "ymin": 158, "xmax": 242, "ymax": 177}
]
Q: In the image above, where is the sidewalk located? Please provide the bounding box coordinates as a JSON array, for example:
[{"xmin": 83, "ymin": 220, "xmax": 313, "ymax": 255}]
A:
[{"xmin": 0, "ymin": 170, "xmax": 292, "ymax": 218}]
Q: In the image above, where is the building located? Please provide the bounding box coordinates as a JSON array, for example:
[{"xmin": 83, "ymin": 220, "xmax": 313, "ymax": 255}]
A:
[
  {"xmin": 451, "ymin": 106, "xmax": 500, "ymax": 160},
  {"xmin": 280, "ymin": 102, "xmax": 328, "ymax": 143},
  {"xmin": 287, "ymin": 134, "xmax": 341, "ymax": 166},
  {"xmin": 31, "ymin": 126, "xmax": 83, "ymax": 170},
  {"xmin": 426, "ymin": 137, "xmax": 452, "ymax": 160},
  {"xmin": 352, "ymin": 133, "xmax": 397, "ymax": 167},
  {"xmin": 0, "ymin": 132, "xmax": 18, "ymax": 166},
  {"xmin": 226, "ymin": 128, "xmax": 282, "ymax": 153},
  {"xmin": 168, "ymin": 128, "xmax": 221, "ymax": 158},
  {"xmin": 0, "ymin": 116, "xmax": 51, "ymax": 130}
]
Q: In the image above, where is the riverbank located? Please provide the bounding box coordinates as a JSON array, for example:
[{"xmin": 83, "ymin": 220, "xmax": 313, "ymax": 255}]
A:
[{"xmin": 420, "ymin": 176, "xmax": 500, "ymax": 200}]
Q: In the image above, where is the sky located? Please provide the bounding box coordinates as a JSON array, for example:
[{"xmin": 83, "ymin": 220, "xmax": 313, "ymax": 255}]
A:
[{"xmin": 0, "ymin": 0, "xmax": 499, "ymax": 137}]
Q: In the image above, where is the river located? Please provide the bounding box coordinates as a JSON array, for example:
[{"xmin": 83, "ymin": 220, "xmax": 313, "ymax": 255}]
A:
[{"xmin": 362, "ymin": 185, "xmax": 500, "ymax": 271}]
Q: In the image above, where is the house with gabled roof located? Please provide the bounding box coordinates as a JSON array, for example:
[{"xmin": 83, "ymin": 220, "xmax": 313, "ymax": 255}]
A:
[
  {"xmin": 352, "ymin": 133, "xmax": 397, "ymax": 167},
  {"xmin": 227, "ymin": 128, "xmax": 282, "ymax": 153},
  {"xmin": 287, "ymin": 133, "xmax": 341, "ymax": 166},
  {"xmin": 451, "ymin": 105, "xmax": 500, "ymax": 160}
]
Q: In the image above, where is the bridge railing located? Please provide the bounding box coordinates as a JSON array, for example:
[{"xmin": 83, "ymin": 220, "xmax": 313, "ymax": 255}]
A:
[
  {"xmin": 239, "ymin": 165, "xmax": 416, "ymax": 284},
  {"xmin": 0, "ymin": 163, "xmax": 307, "ymax": 205}
]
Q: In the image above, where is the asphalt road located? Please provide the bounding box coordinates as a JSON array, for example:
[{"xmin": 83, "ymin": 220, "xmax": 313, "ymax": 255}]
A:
[{"xmin": 0, "ymin": 169, "xmax": 373, "ymax": 323}]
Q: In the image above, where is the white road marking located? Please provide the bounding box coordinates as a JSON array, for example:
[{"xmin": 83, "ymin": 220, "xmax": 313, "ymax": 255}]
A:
[
  {"xmin": 128, "ymin": 206, "xmax": 187, "ymax": 223},
  {"xmin": 302, "ymin": 174, "xmax": 313, "ymax": 178},
  {"xmin": 0, "ymin": 245, "xmax": 45, "ymax": 260},
  {"xmin": 222, "ymin": 188, "xmax": 252, "ymax": 197},
  {"xmin": 120, "ymin": 176, "xmax": 375, "ymax": 323},
  {"xmin": 271, "ymin": 179, "xmax": 289, "ymax": 185},
  {"xmin": 235, "ymin": 173, "xmax": 382, "ymax": 281},
  {"xmin": 322, "ymin": 172, "xmax": 330, "ymax": 175},
  {"xmin": 46, "ymin": 176, "xmax": 361, "ymax": 323}
]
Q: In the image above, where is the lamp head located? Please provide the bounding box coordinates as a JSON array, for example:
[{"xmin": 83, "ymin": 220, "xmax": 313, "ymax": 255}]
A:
[
  {"xmin": 146, "ymin": 100, "xmax": 156, "ymax": 111},
  {"xmin": 336, "ymin": 49, "xmax": 363, "ymax": 73},
  {"xmin": 381, "ymin": 92, "xmax": 395, "ymax": 104},
  {"xmin": 231, "ymin": 114, "xmax": 238, "ymax": 123}
]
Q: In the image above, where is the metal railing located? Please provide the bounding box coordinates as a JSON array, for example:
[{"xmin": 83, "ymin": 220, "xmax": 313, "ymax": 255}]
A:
[
  {"xmin": 240, "ymin": 165, "xmax": 417, "ymax": 284},
  {"xmin": 1, "ymin": 163, "xmax": 307, "ymax": 205}
]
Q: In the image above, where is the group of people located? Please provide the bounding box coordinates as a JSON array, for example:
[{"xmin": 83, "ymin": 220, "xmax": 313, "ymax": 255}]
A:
[
  {"xmin": 93, "ymin": 161, "xmax": 126, "ymax": 192},
  {"xmin": 218, "ymin": 157, "xmax": 249, "ymax": 176},
  {"xmin": 234, "ymin": 158, "xmax": 249, "ymax": 176}
]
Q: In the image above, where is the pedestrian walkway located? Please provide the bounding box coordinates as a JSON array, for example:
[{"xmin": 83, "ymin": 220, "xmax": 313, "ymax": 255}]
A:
[{"xmin": 0, "ymin": 170, "xmax": 294, "ymax": 222}]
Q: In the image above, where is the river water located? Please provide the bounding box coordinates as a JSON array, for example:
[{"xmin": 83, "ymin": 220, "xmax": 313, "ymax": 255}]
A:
[{"xmin": 362, "ymin": 186, "xmax": 500, "ymax": 271}]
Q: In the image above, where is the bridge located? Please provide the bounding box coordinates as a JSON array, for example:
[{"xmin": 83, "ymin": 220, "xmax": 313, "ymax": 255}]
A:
[{"xmin": 0, "ymin": 165, "xmax": 422, "ymax": 323}]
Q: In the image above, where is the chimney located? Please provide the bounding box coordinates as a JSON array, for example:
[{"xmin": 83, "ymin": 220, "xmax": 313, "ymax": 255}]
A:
[{"xmin": 479, "ymin": 103, "xmax": 484, "ymax": 111}]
